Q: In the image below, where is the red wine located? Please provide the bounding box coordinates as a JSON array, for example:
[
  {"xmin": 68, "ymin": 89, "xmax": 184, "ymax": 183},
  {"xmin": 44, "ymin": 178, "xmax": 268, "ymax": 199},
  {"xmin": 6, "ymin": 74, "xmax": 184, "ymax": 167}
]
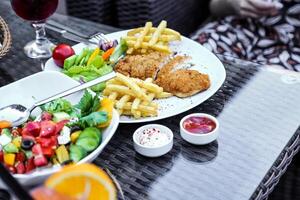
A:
[{"xmin": 11, "ymin": 0, "xmax": 58, "ymax": 22}]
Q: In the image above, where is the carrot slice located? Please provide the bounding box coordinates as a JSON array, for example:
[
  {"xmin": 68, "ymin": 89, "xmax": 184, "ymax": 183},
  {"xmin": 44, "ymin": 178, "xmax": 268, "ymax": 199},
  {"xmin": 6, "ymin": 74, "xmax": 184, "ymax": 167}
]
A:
[
  {"xmin": 102, "ymin": 47, "xmax": 115, "ymax": 61},
  {"xmin": 0, "ymin": 120, "xmax": 12, "ymax": 129}
]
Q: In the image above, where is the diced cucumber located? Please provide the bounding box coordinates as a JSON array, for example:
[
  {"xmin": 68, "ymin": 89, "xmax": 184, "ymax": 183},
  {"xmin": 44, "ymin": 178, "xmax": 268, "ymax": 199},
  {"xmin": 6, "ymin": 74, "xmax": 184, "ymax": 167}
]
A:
[
  {"xmin": 75, "ymin": 48, "xmax": 88, "ymax": 65},
  {"xmin": 91, "ymin": 82, "xmax": 106, "ymax": 92},
  {"xmin": 88, "ymin": 55, "xmax": 104, "ymax": 68},
  {"xmin": 76, "ymin": 137, "xmax": 99, "ymax": 152},
  {"xmin": 78, "ymin": 127, "xmax": 101, "ymax": 143},
  {"xmin": 3, "ymin": 143, "xmax": 19, "ymax": 153},
  {"xmin": 24, "ymin": 150, "xmax": 33, "ymax": 159},
  {"xmin": 80, "ymin": 49, "xmax": 93, "ymax": 66},
  {"xmin": 64, "ymin": 55, "xmax": 77, "ymax": 70},
  {"xmin": 70, "ymin": 145, "xmax": 87, "ymax": 162},
  {"xmin": 1, "ymin": 129, "xmax": 12, "ymax": 138},
  {"xmin": 53, "ymin": 112, "xmax": 71, "ymax": 122}
]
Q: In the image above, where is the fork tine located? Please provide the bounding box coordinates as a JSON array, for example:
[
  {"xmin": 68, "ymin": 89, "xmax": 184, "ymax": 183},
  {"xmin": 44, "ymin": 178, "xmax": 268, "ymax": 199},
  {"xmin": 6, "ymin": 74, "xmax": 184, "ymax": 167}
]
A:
[{"xmin": 93, "ymin": 32, "xmax": 110, "ymax": 43}]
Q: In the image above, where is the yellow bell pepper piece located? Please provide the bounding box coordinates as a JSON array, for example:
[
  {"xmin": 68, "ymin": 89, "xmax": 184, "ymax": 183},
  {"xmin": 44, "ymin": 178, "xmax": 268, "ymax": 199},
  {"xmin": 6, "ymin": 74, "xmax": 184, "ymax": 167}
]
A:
[
  {"xmin": 4, "ymin": 153, "xmax": 15, "ymax": 166},
  {"xmin": 55, "ymin": 145, "xmax": 70, "ymax": 164},
  {"xmin": 98, "ymin": 98, "xmax": 114, "ymax": 128},
  {"xmin": 70, "ymin": 130, "xmax": 82, "ymax": 143},
  {"xmin": 12, "ymin": 137, "xmax": 21, "ymax": 148},
  {"xmin": 87, "ymin": 48, "xmax": 100, "ymax": 66}
]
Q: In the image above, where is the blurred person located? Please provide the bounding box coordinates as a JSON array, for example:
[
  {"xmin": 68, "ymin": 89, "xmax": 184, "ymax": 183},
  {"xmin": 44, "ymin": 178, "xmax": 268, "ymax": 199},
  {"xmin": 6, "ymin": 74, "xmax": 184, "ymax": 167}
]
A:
[{"xmin": 192, "ymin": 0, "xmax": 300, "ymax": 71}]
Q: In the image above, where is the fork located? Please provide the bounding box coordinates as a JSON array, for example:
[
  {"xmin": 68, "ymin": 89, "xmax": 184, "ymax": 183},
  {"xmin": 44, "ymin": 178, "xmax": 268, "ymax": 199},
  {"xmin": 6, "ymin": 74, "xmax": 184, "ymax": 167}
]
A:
[{"xmin": 46, "ymin": 20, "xmax": 111, "ymax": 44}]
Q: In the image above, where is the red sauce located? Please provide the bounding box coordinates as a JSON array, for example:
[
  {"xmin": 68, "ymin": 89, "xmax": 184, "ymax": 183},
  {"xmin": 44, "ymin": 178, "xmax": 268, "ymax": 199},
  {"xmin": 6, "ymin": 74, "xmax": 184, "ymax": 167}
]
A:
[{"xmin": 183, "ymin": 116, "xmax": 216, "ymax": 134}]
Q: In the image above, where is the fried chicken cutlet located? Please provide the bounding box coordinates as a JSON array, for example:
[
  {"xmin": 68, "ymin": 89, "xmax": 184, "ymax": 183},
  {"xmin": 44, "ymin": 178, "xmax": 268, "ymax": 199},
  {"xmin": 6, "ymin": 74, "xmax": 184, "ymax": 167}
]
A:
[
  {"xmin": 115, "ymin": 52, "xmax": 210, "ymax": 98},
  {"xmin": 115, "ymin": 51, "xmax": 168, "ymax": 80},
  {"xmin": 155, "ymin": 69, "xmax": 210, "ymax": 97},
  {"xmin": 155, "ymin": 55, "xmax": 210, "ymax": 98}
]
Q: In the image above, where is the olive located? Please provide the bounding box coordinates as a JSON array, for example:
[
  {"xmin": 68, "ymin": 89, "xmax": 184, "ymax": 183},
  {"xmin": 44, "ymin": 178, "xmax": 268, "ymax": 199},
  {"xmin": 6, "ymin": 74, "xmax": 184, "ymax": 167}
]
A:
[
  {"xmin": 21, "ymin": 139, "xmax": 34, "ymax": 150},
  {"xmin": 61, "ymin": 160, "xmax": 73, "ymax": 166},
  {"xmin": 70, "ymin": 126, "xmax": 81, "ymax": 133}
]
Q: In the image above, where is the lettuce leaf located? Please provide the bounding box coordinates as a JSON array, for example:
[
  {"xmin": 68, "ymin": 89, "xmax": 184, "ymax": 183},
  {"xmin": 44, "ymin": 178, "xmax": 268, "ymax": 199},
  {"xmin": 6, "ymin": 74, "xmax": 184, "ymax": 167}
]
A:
[
  {"xmin": 72, "ymin": 111, "xmax": 108, "ymax": 128},
  {"xmin": 76, "ymin": 90, "xmax": 100, "ymax": 117},
  {"xmin": 41, "ymin": 99, "xmax": 72, "ymax": 114},
  {"xmin": 63, "ymin": 64, "xmax": 113, "ymax": 83}
]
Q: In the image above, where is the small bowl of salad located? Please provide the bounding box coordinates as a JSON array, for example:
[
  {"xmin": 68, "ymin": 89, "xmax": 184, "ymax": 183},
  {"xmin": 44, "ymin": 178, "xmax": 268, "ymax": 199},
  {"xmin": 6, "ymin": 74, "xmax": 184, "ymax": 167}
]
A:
[{"xmin": 0, "ymin": 71, "xmax": 119, "ymax": 185}]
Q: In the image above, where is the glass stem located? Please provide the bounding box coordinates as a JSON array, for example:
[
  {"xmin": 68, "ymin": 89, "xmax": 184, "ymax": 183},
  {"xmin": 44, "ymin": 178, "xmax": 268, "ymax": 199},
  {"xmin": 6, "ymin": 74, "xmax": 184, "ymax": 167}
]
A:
[{"xmin": 32, "ymin": 23, "xmax": 47, "ymax": 45}]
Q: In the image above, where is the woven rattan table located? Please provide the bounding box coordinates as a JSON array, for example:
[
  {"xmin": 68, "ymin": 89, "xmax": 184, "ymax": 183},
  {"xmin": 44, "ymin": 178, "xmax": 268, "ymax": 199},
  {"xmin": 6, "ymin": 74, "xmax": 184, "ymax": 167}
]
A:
[{"xmin": 1, "ymin": 1, "xmax": 300, "ymax": 200}]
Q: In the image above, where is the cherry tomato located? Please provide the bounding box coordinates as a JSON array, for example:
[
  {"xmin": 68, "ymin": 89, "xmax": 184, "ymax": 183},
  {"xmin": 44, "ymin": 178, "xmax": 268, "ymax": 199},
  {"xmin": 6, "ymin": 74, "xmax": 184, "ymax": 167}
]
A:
[{"xmin": 52, "ymin": 44, "xmax": 75, "ymax": 67}]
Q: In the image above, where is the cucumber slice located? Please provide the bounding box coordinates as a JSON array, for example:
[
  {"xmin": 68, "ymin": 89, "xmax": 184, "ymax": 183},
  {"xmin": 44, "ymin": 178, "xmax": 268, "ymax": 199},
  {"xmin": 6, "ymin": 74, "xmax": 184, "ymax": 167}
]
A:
[
  {"xmin": 70, "ymin": 145, "xmax": 87, "ymax": 162},
  {"xmin": 3, "ymin": 143, "xmax": 19, "ymax": 153},
  {"xmin": 76, "ymin": 137, "xmax": 99, "ymax": 152},
  {"xmin": 80, "ymin": 50, "xmax": 93, "ymax": 66},
  {"xmin": 88, "ymin": 55, "xmax": 104, "ymax": 68},
  {"xmin": 75, "ymin": 48, "xmax": 88, "ymax": 65},
  {"xmin": 53, "ymin": 112, "xmax": 71, "ymax": 122},
  {"xmin": 63, "ymin": 55, "xmax": 77, "ymax": 70},
  {"xmin": 78, "ymin": 127, "xmax": 101, "ymax": 143}
]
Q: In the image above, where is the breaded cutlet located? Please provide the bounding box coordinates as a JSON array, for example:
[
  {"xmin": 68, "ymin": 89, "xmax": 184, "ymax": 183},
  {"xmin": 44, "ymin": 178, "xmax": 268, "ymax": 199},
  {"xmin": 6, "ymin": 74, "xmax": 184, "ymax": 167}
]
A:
[{"xmin": 114, "ymin": 51, "xmax": 168, "ymax": 80}]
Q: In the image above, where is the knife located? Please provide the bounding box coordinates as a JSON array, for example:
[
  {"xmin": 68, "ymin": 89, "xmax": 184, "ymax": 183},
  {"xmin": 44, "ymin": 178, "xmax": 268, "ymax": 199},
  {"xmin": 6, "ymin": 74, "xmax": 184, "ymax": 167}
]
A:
[
  {"xmin": 45, "ymin": 23, "xmax": 98, "ymax": 45},
  {"xmin": 47, "ymin": 19, "xmax": 89, "ymax": 39}
]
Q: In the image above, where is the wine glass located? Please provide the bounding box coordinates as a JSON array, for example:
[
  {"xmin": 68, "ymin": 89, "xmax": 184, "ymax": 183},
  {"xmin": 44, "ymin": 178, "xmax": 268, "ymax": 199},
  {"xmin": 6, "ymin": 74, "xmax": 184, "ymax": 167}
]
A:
[{"xmin": 10, "ymin": 0, "xmax": 58, "ymax": 58}]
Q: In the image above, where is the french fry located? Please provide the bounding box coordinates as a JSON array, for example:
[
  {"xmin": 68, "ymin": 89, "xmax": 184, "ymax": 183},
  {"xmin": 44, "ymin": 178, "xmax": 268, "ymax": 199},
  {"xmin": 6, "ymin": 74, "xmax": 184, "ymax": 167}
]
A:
[
  {"xmin": 116, "ymin": 95, "xmax": 131, "ymax": 110},
  {"xmin": 127, "ymin": 27, "xmax": 181, "ymax": 39},
  {"xmin": 134, "ymin": 22, "xmax": 152, "ymax": 49},
  {"xmin": 125, "ymin": 35, "xmax": 179, "ymax": 42},
  {"xmin": 126, "ymin": 41, "xmax": 171, "ymax": 54},
  {"xmin": 108, "ymin": 92, "xmax": 118, "ymax": 101},
  {"xmin": 132, "ymin": 78, "xmax": 163, "ymax": 94},
  {"xmin": 156, "ymin": 92, "xmax": 173, "ymax": 99},
  {"xmin": 123, "ymin": 103, "xmax": 157, "ymax": 115},
  {"xmin": 131, "ymin": 98, "xmax": 141, "ymax": 118},
  {"xmin": 116, "ymin": 73, "xmax": 149, "ymax": 101},
  {"xmin": 105, "ymin": 84, "xmax": 136, "ymax": 96},
  {"xmin": 149, "ymin": 20, "xmax": 167, "ymax": 46},
  {"xmin": 103, "ymin": 72, "xmax": 172, "ymax": 119},
  {"xmin": 125, "ymin": 21, "xmax": 181, "ymax": 54}
]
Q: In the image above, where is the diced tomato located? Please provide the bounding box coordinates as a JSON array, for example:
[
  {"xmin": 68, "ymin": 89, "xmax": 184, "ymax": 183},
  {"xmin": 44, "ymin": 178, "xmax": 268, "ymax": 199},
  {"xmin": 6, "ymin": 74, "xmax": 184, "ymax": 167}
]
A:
[
  {"xmin": 24, "ymin": 121, "xmax": 41, "ymax": 137},
  {"xmin": 40, "ymin": 121, "xmax": 56, "ymax": 138},
  {"xmin": 15, "ymin": 162, "xmax": 26, "ymax": 174},
  {"xmin": 25, "ymin": 157, "xmax": 35, "ymax": 173},
  {"xmin": 42, "ymin": 146, "xmax": 55, "ymax": 157},
  {"xmin": 0, "ymin": 151, "xmax": 3, "ymax": 162},
  {"xmin": 32, "ymin": 144, "xmax": 43, "ymax": 155},
  {"xmin": 51, "ymin": 136, "xmax": 58, "ymax": 147},
  {"xmin": 38, "ymin": 136, "xmax": 57, "ymax": 148},
  {"xmin": 15, "ymin": 152, "xmax": 26, "ymax": 163},
  {"xmin": 54, "ymin": 120, "xmax": 69, "ymax": 135},
  {"xmin": 34, "ymin": 155, "xmax": 48, "ymax": 167},
  {"xmin": 41, "ymin": 112, "xmax": 53, "ymax": 121}
]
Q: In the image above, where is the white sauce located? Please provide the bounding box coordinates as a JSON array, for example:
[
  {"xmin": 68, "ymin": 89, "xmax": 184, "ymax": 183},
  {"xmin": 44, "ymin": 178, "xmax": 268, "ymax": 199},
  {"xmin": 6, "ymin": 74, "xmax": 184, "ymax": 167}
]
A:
[
  {"xmin": 138, "ymin": 128, "xmax": 169, "ymax": 147},
  {"xmin": 0, "ymin": 107, "xmax": 22, "ymax": 122}
]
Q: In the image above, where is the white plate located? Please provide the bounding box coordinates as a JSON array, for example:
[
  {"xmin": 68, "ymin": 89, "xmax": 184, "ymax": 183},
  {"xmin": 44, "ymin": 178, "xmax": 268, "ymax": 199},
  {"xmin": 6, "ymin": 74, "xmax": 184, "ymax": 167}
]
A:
[
  {"xmin": 0, "ymin": 71, "xmax": 119, "ymax": 185},
  {"xmin": 45, "ymin": 30, "xmax": 226, "ymax": 123}
]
